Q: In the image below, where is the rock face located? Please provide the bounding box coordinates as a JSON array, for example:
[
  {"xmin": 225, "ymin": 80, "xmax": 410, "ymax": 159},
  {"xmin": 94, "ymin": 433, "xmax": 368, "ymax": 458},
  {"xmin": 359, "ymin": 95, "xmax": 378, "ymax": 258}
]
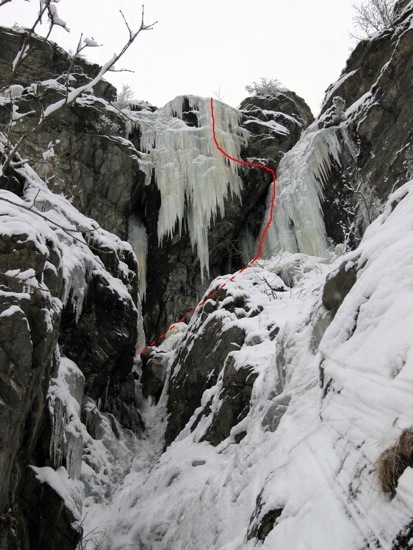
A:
[
  {"xmin": 316, "ymin": 0, "xmax": 413, "ymax": 245},
  {"xmin": 322, "ymin": 260, "xmax": 358, "ymax": 317},
  {"xmin": 165, "ymin": 294, "xmax": 247, "ymax": 446},
  {"xmin": 0, "ymin": 270, "xmax": 62, "ymax": 548},
  {"xmin": 0, "ymin": 26, "xmax": 314, "ymax": 344},
  {"xmin": 0, "ymin": 26, "xmax": 144, "ymax": 240},
  {"xmin": 0, "ymin": 29, "xmax": 144, "ymax": 548},
  {"xmin": 1, "ymin": 1, "xmax": 413, "ymax": 546},
  {"xmin": 0, "ymin": 165, "xmax": 140, "ymax": 547},
  {"xmin": 164, "ymin": 270, "xmax": 288, "ymax": 447}
]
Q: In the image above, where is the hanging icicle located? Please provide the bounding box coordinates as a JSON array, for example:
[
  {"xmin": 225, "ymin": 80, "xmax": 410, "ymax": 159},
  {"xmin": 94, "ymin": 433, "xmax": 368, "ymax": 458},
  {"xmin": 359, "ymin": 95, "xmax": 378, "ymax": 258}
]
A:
[{"xmin": 127, "ymin": 96, "xmax": 248, "ymax": 279}]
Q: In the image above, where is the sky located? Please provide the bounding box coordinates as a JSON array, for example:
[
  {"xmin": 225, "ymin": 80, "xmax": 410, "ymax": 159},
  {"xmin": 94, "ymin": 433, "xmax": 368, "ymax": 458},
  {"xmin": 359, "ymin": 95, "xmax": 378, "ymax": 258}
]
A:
[{"xmin": 0, "ymin": 0, "xmax": 360, "ymax": 116}]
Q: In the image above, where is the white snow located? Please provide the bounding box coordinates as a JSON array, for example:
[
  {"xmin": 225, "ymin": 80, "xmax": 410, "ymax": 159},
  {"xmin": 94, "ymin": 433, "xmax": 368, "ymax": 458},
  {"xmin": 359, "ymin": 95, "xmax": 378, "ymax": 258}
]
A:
[
  {"xmin": 243, "ymin": 117, "xmax": 289, "ymax": 135},
  {"xmin": 78, "ymin": 181, "xmax": 413, "ymax": 549},
  {"xmin": 84, "ymin": 37, "xmax": 100, "ymax": 47},
  {"xmin": 158, "ymin": 321, "xmax": 188, "ymax": 352},
  {"xmin": 323, "ymin": 69, "xmax": 359, "ymax": 105},
  {"xmin": 0, "ymin": 304, "xmax": 25, "ymax": 318},
  {"xmin": 30, "ymin": 465, "xmax": 81, "ymax": 521}
]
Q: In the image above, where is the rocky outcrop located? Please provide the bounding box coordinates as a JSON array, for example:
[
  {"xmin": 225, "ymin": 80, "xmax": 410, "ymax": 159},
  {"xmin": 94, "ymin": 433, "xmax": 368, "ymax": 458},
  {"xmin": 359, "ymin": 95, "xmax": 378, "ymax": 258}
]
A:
[
  {"xmin": 0, "ymin": 28, "xmax": 144, "ymax": 548},
  {"xmin": 322, "ymin": 260, "xmax": 358, "ymax": 317},
  {"xmin": 140, "ymin": 348, "xmax": 167, "ymax": 402},
  {"xmin": 21, "ymin": 467, "xmax": 82, "ymax": 550},
  {"xmin": 0, "ymin": 26, "xmax": 314, "ymax": 344},
  {"xmin": 165, "ymin": 302, "xmax": 247, "ymax": 446},
  {"xmin": 0, "ymin": 26, "xmax": 144, "ymax": 240},
  {"xmin": 0, "ymin": 211, "xmax": 64, "ymax": 543},
  {"xmin": 0, "ymin": 278, "xmax": 63, "ymax": 548},
  {"xmin": 240, "ymin": 90, "xmax": 314, "ymax": 163},
  {"xmin": 318, "ymin": 0, "xmax": 413, "ymax": 245},
  {"xmin": 246, "ymin": 490, "xmax": 283, "ymax": 543},
  {"xmin": 0, "ymin": 159, "xmax": 139, "ymax": 547},
  {"xmin": 164, "ymin": 269, "xmax": 288, "ymax": 447}
]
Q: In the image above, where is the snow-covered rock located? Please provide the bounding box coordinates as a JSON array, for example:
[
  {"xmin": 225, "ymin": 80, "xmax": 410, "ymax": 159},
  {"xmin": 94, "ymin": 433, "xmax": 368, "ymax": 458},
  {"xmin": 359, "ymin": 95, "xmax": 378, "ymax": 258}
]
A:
[
  {"xmin": 0, "ymin": 161, "xmax": 140, "ymax": 547},
  {"xmin": 1, "ymin": 3, "xmax": 413, "ymax": 548},
  {"xmin": 82, "ymin": 181, "xmax": 413, "ymax": 550}
]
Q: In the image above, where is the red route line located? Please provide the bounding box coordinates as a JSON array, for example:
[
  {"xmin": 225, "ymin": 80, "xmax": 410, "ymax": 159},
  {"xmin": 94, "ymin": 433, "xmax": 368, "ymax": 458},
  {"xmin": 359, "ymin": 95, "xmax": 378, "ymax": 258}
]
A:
[
  {"xmin": 210, "ymin": 97, "xmax": 277, "ymax": 263},
  {"xmin": 141, "ymin": 98, "xmax": 277, "ymax": 353}
]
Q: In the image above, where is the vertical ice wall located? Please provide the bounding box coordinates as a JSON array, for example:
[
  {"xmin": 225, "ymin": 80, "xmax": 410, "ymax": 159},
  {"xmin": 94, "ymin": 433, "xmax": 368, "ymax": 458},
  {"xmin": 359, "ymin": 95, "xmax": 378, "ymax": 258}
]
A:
[
  {"xmin": 128, "ymin": 213, "xmax": 148, "ymax": 300},
  {"xmin": 127, "ymin": 96, "xmax": 248, "ymax": 279},
  {"xmin": 262, "ymin": 125, "xmax": 342, "ymax": 258},
  {"xmin": 48, "ymin": 356, "xmax": 85, "ymax": 480}
]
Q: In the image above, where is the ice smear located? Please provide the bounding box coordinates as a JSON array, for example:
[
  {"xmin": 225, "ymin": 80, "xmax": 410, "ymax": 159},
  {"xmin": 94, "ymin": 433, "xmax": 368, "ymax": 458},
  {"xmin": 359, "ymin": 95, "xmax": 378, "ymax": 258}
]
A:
[
  {"xmin": 128, "ymin": 212, "xmax": 148, "ymax": 300},
  {"xmin": 48, "ymin": 355, "xmax": 85, "ymax": 480}
]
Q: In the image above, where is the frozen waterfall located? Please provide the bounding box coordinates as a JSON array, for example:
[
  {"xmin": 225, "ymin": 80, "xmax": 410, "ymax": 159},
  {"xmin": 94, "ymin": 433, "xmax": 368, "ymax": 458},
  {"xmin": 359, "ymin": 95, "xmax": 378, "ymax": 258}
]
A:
[
  {"xmin": 262, "ymin": 125, "xmax": 343, "ymax": 258},
  {"xmin": 127, "ymin": 96, "xmax": 248, "ymax": 279}
]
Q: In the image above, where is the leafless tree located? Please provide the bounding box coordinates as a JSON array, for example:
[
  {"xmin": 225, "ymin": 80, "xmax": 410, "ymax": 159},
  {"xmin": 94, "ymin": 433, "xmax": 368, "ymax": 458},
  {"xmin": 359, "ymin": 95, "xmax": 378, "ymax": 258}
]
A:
[
  {"xmin": 352, "ymin": 0, "xmax": 396, "ymax": 38},
  {"xmin": 245, "ymin": 77, "xmax": 286, "ymax": 98},
  {"xmin": 114, "ymin": 83, "xmax": 135, "ymax": 109}
]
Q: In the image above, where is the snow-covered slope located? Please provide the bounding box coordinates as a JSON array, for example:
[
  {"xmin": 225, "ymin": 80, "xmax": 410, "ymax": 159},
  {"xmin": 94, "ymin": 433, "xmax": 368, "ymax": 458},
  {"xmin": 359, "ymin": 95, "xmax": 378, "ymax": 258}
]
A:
[{"xmin": 81, "ymin": 181, "xmax": 413, "ymax": 549}]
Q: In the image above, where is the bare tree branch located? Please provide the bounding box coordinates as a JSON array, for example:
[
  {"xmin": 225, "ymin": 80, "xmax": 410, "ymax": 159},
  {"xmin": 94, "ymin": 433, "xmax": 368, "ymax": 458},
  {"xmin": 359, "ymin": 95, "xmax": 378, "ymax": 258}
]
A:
[
  {"xmin": 351, "ymin": 0, "xmax": 396, "ymax": 39},
  {"xmin": 0, "ymin": 3, "xmax": 157, "ymax": 176},
  {"xmin": 6, "ymin": 0, "xmax": 54, "ymax": 80}
]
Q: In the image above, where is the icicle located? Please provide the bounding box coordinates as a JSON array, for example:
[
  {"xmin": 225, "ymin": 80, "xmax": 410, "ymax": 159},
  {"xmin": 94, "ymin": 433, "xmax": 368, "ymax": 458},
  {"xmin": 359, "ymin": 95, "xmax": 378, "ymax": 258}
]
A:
[
  {"xmin": 48, "ymin": 356, "xmax": 85, "ymax": 480},
  {"xmin": 127, "ymin": 96, "xmax": 248, "ymax": 279},
  {"xmin": 262, "ymin": 126, "xmax": 342, "ymax": 258},
  {"xmin": 128, "ymin": 213, "xmax": 148, "ymax": 300}
]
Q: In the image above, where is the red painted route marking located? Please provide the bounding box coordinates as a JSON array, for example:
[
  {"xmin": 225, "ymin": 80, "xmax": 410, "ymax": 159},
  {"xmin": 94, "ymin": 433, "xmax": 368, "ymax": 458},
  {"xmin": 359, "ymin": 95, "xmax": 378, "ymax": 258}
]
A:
[
  {"xmin": 210, "ymin": 97, "xmax": 277, "ymax": 263},
  {"xmin": 141, "ymin": 98, "xmax": 278, "ymax": 353}
]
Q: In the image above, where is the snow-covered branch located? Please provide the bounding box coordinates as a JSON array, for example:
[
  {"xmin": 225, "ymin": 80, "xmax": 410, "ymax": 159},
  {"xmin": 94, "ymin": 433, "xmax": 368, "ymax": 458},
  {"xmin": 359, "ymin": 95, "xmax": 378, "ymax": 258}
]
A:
[{"xmin": 0, "ymin": 3, "xmax": 157, "ymax": 176}]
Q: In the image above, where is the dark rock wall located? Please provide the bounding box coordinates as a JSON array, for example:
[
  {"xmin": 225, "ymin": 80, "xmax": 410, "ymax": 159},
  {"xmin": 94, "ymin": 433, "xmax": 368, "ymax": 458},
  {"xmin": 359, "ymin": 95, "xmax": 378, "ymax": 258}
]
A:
[
  {"xmin": 0, "ymin": 26, "xmax": 144, "ymax": 240},
  {"xmin": 0, "ymin": 27, "xmax": 141, "ymax": 544},
  {"xmin": 0, "ymin": 176, "xmax": 139, "ymax": 548},
  {"xmin": 319, "ymin": 3, "xmax": 413, "ymax": 244},
  {"xmin": 0, "ymin": 28, "xmax": 315, "ymax": 343},
  {"xmin": 165, "ymin": 293, "xmax": 247, "ymax": 446}
]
